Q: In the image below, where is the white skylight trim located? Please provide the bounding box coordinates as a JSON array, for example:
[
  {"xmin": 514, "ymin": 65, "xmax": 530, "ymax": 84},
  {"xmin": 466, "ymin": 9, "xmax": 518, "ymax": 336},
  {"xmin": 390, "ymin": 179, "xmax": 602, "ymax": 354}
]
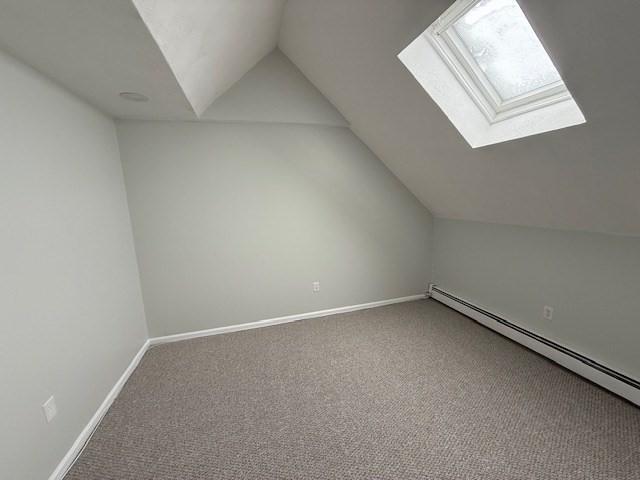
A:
[
  {"xmin": 429, "ymin": 0, "xmax": 570, "ymax": 123},
  {"xmin": 398, "ymin": 0, "xmax": 586, "ymax": 148}
]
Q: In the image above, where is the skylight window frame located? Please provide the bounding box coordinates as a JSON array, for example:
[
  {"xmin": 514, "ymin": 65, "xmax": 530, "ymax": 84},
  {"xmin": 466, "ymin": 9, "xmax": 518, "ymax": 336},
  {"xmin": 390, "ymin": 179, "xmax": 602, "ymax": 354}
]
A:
[{"xmin": 426, "ymin": 0, "xmax": 572, "ymax": 124}]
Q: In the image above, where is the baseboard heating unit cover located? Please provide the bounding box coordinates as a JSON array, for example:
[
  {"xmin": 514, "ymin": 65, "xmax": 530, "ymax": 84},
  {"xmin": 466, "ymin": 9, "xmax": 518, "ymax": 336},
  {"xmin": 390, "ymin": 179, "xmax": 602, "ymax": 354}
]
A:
[{"xmin": 429, "ymin": 285, "xmax": 640, "ymax": 406}]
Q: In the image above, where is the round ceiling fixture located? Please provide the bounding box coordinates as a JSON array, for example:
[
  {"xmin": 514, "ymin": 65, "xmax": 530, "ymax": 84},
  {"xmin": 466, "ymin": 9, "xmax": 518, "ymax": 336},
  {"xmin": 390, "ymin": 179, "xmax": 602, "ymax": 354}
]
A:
[{"xmin": 119, "ymin": 92, "xmax": 149, "ymax": 102}]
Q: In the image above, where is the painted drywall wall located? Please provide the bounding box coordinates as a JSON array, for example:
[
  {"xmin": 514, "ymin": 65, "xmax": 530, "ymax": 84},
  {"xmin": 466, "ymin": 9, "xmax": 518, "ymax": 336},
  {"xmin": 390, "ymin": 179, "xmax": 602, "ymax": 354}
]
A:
[
  {"xmin": 0, "ymin": 50, "xmax": 148, "ymax": 479},
  {"xmin": 432, "ymin": 218, "xmax": 640, "ymax": 381},
  {"xmin": 202, "ymin": 49, "xmax": 348, "ymax": 126},
  {"xmin": 118, "ymin": 121, "xmax": 433, "ymax": 336}
]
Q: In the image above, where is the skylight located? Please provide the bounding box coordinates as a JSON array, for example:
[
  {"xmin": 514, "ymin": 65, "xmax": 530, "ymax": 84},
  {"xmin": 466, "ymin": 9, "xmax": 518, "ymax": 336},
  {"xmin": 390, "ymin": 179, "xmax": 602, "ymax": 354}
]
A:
[
  {"xmin": 430, "ymin": 0, "xmax": 571, "ymax": 123},
  {"xmin": 452, "ymin": 0, "xmax": 562, "ymax": 101},
  {"xmin": 398, "ymin": 0, "xmax": 585, "ymax": 147}
]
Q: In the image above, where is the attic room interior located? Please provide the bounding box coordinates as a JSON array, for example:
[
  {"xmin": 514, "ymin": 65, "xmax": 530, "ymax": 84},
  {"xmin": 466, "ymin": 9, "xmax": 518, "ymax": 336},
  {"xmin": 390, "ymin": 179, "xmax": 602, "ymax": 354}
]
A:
[{"xmin": 1, "ymin": 0, "xmax": 639, "ymax": 478}]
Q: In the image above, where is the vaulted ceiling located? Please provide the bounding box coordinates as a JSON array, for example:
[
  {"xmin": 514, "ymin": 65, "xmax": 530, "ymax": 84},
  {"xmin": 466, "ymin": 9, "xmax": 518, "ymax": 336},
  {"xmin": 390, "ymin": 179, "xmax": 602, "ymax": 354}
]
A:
[
  {"xmin": 132, "ymin": 0, "xmax": 286, "ymax": 116},
  {"xmin": 0, "ymin": 0, "xmax": 638, "ymax": 236},
  {"xmin": 0, "ymin": 0, "xmax": 286, "ymax": 119},
  {"xmin": 0, "ymin": 0, "xmax": 193, "ymax": 119},
  {"xmin": 279, "ymin": 0, "xmax": 640, "ymax": 236}
]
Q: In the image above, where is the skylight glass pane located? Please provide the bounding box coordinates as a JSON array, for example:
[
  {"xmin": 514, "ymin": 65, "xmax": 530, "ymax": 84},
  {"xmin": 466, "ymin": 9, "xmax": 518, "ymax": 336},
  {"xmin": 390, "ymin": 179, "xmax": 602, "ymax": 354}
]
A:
[{"xmin": 452, "ymin": 0, "xmax": 562, "ymax": 100}]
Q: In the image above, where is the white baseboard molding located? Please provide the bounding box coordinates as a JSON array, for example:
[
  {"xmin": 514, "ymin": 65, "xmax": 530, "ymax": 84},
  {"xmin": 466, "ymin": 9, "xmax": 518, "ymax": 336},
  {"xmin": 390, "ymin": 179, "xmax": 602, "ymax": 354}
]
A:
[
  {"xmin": 150, "ymin": 294, "xmax": 426, "ymax": 346},
  {"xmin": 48, "ymin": 339, "xmax": 150, "ymax": 480},
  {"xmin": 431, "ymin": 286, "xmax": 640, "ymax": 407},
  {"xmin": 48, "ymin": 294, "xmax": 426, "ymax": 479}
]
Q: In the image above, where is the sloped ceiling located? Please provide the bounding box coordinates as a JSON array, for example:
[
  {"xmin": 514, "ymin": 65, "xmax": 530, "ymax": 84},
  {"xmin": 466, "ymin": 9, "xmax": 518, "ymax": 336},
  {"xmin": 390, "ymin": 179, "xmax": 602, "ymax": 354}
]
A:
[
  {"xmin": 280, "ymin": 0, "xmax": 640, "ymax": 236},
  {"xmin": 0, "ymin": 0, "xmax": 193, "ymax": 119},
  {"xmin": 132, "ymin": 0, "xmax": 286, "ymax": 116},
  {"xmin": 0, "ymin": 0, "xmax": 287, "ymax": 120},
  {"xmin": 202, "ymin": 49, "xmax": 348, "ymax": 127},
  {"xmin": 0, "ymin": 0, "xmax": 638, "ymax": 235}
]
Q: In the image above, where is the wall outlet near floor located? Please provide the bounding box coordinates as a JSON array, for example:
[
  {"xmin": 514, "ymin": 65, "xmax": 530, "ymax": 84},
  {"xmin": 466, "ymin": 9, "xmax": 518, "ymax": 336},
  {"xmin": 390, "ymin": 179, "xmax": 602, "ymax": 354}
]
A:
[
  {"xmin": 312, "ymin": 281, "xmax": 320, "ymax": 292},
  {"xmin": 543, "ymin": 306, "xmax": 554, "ymax": 321},
  {"xmin": 42, "ymin": 395, "xmax": 57, "ymax": 423}
]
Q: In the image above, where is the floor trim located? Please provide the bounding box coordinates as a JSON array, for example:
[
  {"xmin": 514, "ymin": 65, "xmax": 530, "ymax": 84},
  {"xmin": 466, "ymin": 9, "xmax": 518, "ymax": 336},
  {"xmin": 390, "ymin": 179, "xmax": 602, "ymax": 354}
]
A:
[
  {"xmin": 48, "ymin": 339, "xmax": 150, "ymax": 480},
  {"xmin": 149, "ymin": 294, "xmax": 426, "ymax": 346},
  {"xmin": 50, "ymin": 294, "xmax": 426, "ymax": 478},
  {"xmin": 430, "ymin": 285, "xmax": 640, "ymax": 407}
]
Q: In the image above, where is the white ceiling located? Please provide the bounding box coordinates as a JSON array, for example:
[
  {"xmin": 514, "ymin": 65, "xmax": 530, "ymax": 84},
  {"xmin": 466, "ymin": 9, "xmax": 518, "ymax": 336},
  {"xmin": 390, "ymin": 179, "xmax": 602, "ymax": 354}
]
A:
[
  {"xmin": 202, "ymin": 49, "xmax": 348, "ymax": 127},
  {"xmin": 0, "ymin": 0, "xmax": 286, "ymax": 120},
  {"xmin": 0, "ymin": 0, "xmax": 638, "ymax": 236},
  {"xmin": 280, "ymin": 0, "xmax": 640, "ymax": 236},
  {"xmin": 0, "ymin": 0, "xmax": 193, "ymax": 119},
  {"xmin": 132, "ymin": 0, "xmax": 286, "ymax": 116}
]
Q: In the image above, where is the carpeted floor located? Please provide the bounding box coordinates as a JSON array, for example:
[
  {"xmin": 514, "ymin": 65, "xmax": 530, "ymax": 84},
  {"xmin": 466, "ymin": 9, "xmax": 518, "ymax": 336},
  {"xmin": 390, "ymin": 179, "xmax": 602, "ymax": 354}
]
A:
[{"xmin": 65, "ymin": 299, "xmax": 640, "ymax": 479}]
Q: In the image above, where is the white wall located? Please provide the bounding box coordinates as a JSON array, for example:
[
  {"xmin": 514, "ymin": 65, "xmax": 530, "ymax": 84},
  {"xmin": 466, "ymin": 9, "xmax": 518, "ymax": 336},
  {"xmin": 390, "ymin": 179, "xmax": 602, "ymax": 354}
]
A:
[
  {"xmin": 202, "ymin": 49, "xmax": 348, "ymax": 127},
  {"xmin": 0, "ymin": 50, "xmax": 148, "ymax": 479},
  {"xmin": 118, "ymin": 121, "xmax": 433, "ymax": 337},
  {"xmin": 432, "ymin": 218, "xmax": 640, "ymax": 381}
]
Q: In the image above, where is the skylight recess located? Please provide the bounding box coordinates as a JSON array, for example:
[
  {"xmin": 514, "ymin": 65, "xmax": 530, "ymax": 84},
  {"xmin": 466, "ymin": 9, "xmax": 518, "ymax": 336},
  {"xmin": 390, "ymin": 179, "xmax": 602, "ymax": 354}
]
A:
[
  {"xmin": 398, "ymin": 0, "xmax": 585, "ymax": 147},
  {"xmin": 429, "ymin": 0, "xmax": 571, "ymax": 123}
]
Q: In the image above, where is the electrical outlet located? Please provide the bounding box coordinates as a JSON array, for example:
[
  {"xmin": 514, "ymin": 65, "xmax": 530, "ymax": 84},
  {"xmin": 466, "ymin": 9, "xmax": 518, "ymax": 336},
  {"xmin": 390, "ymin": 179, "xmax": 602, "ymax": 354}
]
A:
[
  {"xmin": 42, "ymin": 396, "xmax": 57, "ymax": 423},
  {"xmin": 312, "ymin": 281, "xmax": 320, "ymax": 293},
  {"xmin": 543, "ymin": 306, "xmax": 554, "ymax": 321}
]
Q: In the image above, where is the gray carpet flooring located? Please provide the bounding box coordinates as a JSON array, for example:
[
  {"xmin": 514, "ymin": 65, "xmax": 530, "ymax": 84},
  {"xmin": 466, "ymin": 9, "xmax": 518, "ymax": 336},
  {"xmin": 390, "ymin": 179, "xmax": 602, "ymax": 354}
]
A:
[{"xmin": 65, "ymin": 300, "xmax": 640, "ymax": 479}]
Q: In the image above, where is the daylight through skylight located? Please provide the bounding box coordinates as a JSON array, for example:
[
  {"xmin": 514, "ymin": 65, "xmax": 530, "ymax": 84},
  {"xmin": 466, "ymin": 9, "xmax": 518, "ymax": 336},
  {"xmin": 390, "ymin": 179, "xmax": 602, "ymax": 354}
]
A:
[
  {"xmin": 398, "ymin": 0, "xmax": 586, "ymax": 147},
  {"xmin": 422, "ymin": 0, "xmax": 575, "ymax": 125},
  {"xmin": 452, "ymin": 0, "xmax": 562, "ymax": 101}
]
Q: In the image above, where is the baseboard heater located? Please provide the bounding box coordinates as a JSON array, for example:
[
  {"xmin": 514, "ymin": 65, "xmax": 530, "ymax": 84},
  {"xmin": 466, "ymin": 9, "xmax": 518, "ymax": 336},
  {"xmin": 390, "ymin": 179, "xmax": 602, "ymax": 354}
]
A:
[{"xmin": 429, "ymin": 285, "xmax": 640, "ymax": 407}]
